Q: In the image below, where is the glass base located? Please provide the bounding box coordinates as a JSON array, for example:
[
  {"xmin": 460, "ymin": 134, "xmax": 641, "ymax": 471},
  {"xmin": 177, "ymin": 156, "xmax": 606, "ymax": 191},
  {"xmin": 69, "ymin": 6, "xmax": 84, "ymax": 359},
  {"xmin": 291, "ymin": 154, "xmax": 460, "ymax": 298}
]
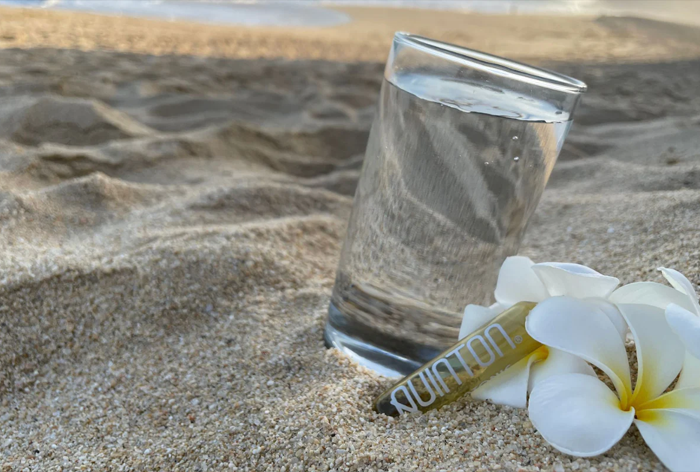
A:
[{"xmin": 324, "ymin": 301, "xmax": 441, "ymax": 378}]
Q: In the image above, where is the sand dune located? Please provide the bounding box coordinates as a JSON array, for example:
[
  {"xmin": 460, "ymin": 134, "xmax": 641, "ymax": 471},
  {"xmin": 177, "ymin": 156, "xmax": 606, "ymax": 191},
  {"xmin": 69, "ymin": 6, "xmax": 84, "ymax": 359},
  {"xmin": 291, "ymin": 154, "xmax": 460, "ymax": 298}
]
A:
[{"xmin": 1, "ymin": 7, "xmax": 700, "ymax": 471}]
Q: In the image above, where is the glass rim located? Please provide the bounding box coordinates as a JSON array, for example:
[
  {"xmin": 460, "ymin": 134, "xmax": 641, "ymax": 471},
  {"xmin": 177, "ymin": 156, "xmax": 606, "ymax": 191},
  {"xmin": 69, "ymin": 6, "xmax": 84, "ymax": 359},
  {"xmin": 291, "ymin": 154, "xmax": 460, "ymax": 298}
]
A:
[{"xmin": 395, "ymin": 32, "xmax": 587, "ymax": 95}]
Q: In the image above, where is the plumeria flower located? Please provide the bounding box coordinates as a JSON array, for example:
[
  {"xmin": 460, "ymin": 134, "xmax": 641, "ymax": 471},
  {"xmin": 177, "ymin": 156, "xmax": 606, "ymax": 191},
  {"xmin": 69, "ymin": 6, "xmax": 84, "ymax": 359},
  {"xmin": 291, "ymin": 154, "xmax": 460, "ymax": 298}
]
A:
[
  {"xmin": 459, "ymin": 256, "xmax": 627, "ymax": 408},
  {"xmin": 526, "ymin": 296, "xmax": 700, "ymax": 471},
  {"xmin": 609, "ymin": 267, "xmax": 700, "ymax": 390}
]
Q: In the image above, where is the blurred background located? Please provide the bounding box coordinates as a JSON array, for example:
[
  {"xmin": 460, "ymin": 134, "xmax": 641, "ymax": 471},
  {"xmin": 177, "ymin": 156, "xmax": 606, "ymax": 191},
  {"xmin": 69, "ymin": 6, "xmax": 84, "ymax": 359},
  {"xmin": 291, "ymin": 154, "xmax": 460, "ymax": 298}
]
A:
[
  {"xmin": 1, "ymin": 1, "xmax": 699, "ymax": 470},
  {"xmin": 1, "ymin": 1, "xmax": 700, "ymax": 27}
]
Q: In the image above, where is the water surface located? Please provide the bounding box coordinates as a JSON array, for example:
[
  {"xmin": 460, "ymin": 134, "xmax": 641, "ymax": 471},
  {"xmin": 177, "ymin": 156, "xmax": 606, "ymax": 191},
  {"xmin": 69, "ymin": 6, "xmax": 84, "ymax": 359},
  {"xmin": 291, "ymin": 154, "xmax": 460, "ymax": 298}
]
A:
[{"xmin": 0, "ymin": 0, "xmax": 351, "ymax": 27}]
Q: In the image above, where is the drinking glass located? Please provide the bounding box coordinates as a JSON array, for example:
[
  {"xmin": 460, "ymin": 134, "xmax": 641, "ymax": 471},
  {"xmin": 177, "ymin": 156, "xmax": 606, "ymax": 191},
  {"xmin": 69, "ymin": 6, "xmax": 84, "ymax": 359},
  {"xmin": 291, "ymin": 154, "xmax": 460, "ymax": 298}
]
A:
[{"xmin": 325, "ymin": 32, "xmax": 586, "ymax": 377}]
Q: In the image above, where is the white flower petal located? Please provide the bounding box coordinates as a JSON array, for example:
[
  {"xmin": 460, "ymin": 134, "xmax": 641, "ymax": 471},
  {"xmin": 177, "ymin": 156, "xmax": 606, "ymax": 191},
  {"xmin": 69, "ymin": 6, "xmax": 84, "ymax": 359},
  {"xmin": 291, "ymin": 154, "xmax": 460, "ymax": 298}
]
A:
[
  {"xmin": 660, "ymin": 267, "xmax": 700, "ymax": 315},
  {"xmin": 677, "ymin": 352, "xmax": 700, "ymax": 390},
  {"xmin": 528, "ymin": 348, "xmax": 596, "ymax": 393},
  {"xmin": 635, "ymin": 410, "xmax": 700, "ymax": 472},
  {"xmin": 585, "ymin": 298, "xmax": 628, "ymax": 342},
  {"xmin": 609, "ymin": 282, "xmax": 697, "ymax": 314},
  {"xmin": 639, "ymin": 387, "xmax": 700, "ymax": 417},
  {"xmin": 472, "ymin": 347, "xmax": 548, "ymax": 408},
  {"xmin": 617, "ymin": 304, "xmax": 685, "ymax": 406},
  {"xmin": 529, "ymin": 373, "xmax": 634, "ymax": 457},
  {"xmin": 666, "ymin": 303, "xmax": 700, "ymax": 360},
  {"xmin": 459, "ymin": 304, "xmax": 501, "ymax": 340},
  {"xmin": 532, "ymin": 263, "xmax": 619, "ymax": 299},
  {"xmin": 494, "ymin": 256, "xmax": 549, "ymax": 308},
  {"xmin": 526, "ymin": 297, "xmax": 632, "ymax": 405}
]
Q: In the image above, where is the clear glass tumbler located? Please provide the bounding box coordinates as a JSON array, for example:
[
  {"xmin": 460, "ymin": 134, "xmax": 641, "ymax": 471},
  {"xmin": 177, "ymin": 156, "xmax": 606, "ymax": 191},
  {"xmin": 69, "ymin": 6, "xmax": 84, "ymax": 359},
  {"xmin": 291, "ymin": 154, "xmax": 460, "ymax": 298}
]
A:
[{"xmin": 325, "ymin": 32, "xmax": 586, "ymax": 377}]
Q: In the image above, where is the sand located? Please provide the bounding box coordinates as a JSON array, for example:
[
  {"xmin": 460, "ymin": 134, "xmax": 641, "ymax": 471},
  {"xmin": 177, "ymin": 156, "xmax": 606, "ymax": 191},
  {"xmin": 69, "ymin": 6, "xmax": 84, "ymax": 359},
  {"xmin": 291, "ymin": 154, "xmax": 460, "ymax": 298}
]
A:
[{"xmin": 1, "ymin": 5, "xmax": 699, "ymax": 471}]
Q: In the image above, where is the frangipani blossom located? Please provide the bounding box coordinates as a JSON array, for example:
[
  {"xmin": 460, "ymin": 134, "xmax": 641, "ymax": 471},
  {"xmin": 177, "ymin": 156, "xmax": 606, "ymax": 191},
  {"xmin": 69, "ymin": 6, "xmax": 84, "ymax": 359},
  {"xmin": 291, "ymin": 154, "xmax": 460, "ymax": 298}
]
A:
[
  {"xmin": 660, "ymin": 268, "xmax": 700, "ymax": 357},
  {"xmin": 526, "ymin": 297, "xmax": 700, "ymax": 471},
  {"xmin": 459, "ymin": 256, "xmax": 626, "ymax": 408},
  {"xmin": 609, "ymin": 267, "xmax": 700, "ymax": 390}
]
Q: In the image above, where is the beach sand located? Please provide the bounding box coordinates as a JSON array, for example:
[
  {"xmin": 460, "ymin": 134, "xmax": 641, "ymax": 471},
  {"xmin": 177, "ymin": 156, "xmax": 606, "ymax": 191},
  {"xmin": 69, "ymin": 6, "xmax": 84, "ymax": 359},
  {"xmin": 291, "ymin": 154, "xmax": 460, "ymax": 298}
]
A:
[{"xmin": 1, "ymin": 5, "xmax": 699, "ymax": 471}]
